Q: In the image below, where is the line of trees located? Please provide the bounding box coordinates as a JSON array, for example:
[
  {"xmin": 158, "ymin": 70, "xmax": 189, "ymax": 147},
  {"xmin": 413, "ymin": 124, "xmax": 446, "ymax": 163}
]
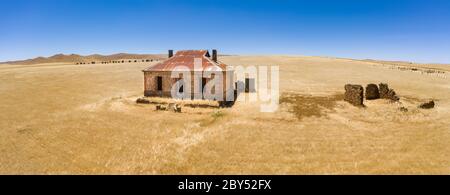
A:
[{"xmin": 75, "ymin": 59, "xmax": 158, "ymax": 65}]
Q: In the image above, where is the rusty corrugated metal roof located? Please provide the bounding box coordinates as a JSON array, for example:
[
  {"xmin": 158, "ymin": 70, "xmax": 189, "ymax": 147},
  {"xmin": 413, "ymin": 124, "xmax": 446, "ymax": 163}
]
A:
[{"xmin": 143, "ymin": 50, "xmax": 228, "ymax": 71}]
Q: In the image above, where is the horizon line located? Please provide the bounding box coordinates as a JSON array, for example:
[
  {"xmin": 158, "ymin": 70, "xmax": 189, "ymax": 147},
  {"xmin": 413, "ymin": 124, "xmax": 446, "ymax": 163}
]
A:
[{"xmin": 1, "ymin": 52, "xmax": 450, "ymax": 65}]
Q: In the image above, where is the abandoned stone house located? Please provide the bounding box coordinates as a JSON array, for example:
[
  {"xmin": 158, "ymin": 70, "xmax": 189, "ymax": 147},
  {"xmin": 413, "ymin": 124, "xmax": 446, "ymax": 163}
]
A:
[{"xmin": 142, "ymin": 50, "xmax": 235, "ymax": 101}]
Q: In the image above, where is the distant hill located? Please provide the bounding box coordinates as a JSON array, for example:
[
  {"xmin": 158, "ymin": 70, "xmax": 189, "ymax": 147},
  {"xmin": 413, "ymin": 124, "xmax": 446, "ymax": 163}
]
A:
[{"xmin": 0, "ymin": 53, "xmax": 166, "ymax": 65}]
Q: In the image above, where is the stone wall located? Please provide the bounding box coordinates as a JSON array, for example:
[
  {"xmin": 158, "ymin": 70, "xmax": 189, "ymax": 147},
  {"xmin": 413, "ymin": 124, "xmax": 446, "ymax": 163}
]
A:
[
  {"xmin": 379, "ymin": 83, "xmax": 389, "ymax": 99},
  {"xmin": 379, "ymin": 83, "xmax": 399, "ymax": 101},
  {"xmin": 365, "ymin": 84, "xmax": 380, "ymax": 100},
  {"xmin": 143, "ymin": 70, "xmax": 234, "ymax": 101},
  {"xmin": 144, "ymin": 71, "xmax": 174, "ymax": 97},
  {"xmin": 344, "ymin": 84, "xmax": 364, "ymax": 107}
]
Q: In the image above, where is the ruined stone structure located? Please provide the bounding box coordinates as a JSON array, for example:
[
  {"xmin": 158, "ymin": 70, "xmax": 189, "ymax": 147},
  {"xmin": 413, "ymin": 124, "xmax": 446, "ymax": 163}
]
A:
[
  {"xmin": 365, "ymin": 84, "xmax": 380, "ymax": 100},
  {"xmin": 344, "ymin": 84, "xmax": 364, "ymax": 107},
  {"xmin": 379, "ymin": 83, "xmax": 400, "ymax": 101},
  {"xmin": 379, "ymin": 83, "xmax": 389, "ymax": 99},
  {"xmin": 387, "ymin": 89, "xmax": 400, "ymax": 101},
  {"xmin": 142, "ymin": 50, "xmax": 235, "ymax": 102}
]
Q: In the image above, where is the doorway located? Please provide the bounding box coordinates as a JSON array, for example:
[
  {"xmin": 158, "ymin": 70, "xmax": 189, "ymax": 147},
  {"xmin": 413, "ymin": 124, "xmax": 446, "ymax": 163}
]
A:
[{"xmin": 157, "ymin": 76, "xmax": 163, "ymax": 91}]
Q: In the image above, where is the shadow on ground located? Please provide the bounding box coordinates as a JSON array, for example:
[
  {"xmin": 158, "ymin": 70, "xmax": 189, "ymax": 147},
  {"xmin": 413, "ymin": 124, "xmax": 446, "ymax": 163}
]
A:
[{"xmin": 280, "ymin": 93, "xmax": 344, "ymax": 120}]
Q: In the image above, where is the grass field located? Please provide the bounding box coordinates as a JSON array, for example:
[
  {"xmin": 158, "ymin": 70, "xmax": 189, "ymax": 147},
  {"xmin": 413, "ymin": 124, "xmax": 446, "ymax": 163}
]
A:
[{"xmin": 0, "ymin": 56, "xmax": 449, "ymax": 174}]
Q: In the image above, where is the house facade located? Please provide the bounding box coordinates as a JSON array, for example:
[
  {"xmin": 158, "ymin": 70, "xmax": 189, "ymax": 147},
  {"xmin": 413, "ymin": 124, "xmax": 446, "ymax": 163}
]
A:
[{"xmin": 142, "ymin": 50, "xmax": 235, "ymax": 102}]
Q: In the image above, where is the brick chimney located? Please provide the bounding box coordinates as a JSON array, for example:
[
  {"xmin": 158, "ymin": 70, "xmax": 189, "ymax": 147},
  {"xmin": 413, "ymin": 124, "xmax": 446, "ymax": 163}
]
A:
[
  {"xmin": 168, "ymin": 50, "xmax": 174, "ymax": 58},
  {"xmin": 212, "ymin": 49, "xmax": 218, "ymax": 62}
]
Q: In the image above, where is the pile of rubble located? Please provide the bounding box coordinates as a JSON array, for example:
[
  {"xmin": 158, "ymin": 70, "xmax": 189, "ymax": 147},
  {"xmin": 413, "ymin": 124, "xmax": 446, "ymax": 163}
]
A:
[
  {"xmin": 136, "ymin": 97, "xmax": 182, "ymax": 113},
  {"xmin": 136, "ymin": 98, "xmax": 150, "ymax": 104},
  {"xmin": 378, "ymin": 83, "xmax": 399, "ymax": 101},
  {"xmin": 419, "ymin": 100, "xmax": 435, "ymax": 109},
  {"xmin": 156, "ymin": 103, "xmax": 182, "ymax": 113}
]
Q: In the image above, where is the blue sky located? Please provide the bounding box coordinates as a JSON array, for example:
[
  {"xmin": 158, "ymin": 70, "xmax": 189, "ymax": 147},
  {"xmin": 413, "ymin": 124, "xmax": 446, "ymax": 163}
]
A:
[{"xmin": 1, "ymin": 0, "xmax": 450, "ymax": 63}]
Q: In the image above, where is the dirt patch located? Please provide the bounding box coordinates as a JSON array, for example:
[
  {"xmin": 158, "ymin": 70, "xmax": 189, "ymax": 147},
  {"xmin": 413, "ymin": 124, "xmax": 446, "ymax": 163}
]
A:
[{"xmin": 280, "ymin": 93, "xmax": 343, "ymax": 120}]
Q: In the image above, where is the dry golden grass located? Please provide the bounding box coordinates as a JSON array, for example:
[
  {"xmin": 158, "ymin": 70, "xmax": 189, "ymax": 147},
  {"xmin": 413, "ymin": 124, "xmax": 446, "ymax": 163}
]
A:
[{"xmin": 0, "ymin": 56, "xmax": 449, "ymax": 174}]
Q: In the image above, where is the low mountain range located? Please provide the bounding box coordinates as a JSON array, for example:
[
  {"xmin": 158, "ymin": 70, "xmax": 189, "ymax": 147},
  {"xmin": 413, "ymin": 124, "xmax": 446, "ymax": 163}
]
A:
[{"xmin": 1, "ymin": 53, "xmax": 166, "ymax": 65}]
